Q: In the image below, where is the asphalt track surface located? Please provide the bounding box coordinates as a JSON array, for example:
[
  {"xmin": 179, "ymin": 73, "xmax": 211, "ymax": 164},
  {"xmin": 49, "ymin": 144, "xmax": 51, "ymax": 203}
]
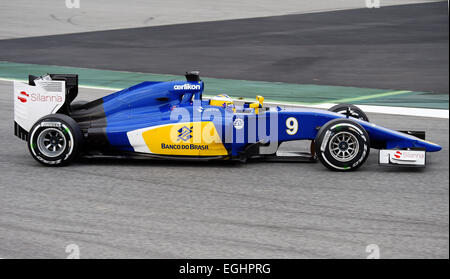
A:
[
  {"xmin": 0, "ymin": 2, "xmax": 448, "ymax": 94},
  {"xmin": 0, "ymin": 81, "xmax": 448, "ymax": 259},
  {"xmin": 0, "ymin": 0, "xmax": 439, "ymax": 39}
]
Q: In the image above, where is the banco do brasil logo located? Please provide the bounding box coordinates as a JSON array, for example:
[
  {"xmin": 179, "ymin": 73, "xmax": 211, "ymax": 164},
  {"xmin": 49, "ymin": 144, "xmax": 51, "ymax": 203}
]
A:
[{"xmin": 178, "ymin": 126, "xmax": 193, "ymax": 141}]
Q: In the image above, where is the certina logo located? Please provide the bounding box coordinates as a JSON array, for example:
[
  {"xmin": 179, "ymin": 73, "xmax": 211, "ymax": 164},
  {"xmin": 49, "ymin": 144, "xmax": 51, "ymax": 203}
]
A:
[
  {"xmin": 233, "ymin": 118, "xmax": 244, "ymax": 130},
  {"xmin": 173, "ymin": 84, "xmax": 201, "ymax": 90},
  {"xmin": 17, "ymin": 91, "xmax": 63, "ymax": 103},
  {"xmin": 178, "ymin": 126, "xmax": 193, "ymax": 141}
]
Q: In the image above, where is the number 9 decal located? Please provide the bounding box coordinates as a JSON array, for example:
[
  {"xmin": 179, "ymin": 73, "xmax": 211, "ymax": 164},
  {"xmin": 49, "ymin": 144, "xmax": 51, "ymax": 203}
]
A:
[{"xmin": 286, "ymin": 117, "xmax": 298, "ymax": 135}]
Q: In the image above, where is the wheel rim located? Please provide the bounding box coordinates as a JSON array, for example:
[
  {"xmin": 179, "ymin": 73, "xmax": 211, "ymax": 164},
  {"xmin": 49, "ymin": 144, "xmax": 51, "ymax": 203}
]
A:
[
  {"xmin": 329, "ymin": 131, "xmax": 359, "ymax": 162},
  {"xmin": 37, "ymin": 128, "xmax": 67, "ymax": 158}
]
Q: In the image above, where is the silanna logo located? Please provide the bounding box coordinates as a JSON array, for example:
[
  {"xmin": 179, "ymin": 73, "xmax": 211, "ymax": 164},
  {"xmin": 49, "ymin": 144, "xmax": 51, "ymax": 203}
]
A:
[
  {"xmin": 173, "ymin": 84, "xmax": 201, "ymax": 90},
  {"xmin": 178, "ymin": 126, "xmax": 193, "ymax": 141},
  {"xmin": 17, "ymin": 91, "xmax": 29, "ymax": 103},
  {"xmin": 393, "ymin": 150, "xmax": 424, "ymax": 160},
  {"xmin": 17, "ymin": 91, "xmax": 63, "ymax": 103}
]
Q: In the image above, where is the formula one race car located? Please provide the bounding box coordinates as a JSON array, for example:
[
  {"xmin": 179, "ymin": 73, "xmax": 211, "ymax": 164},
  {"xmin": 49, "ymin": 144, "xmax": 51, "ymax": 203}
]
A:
[{"xmin": 13, "ymin": 72, "xmax": 441, "ymax": 171}]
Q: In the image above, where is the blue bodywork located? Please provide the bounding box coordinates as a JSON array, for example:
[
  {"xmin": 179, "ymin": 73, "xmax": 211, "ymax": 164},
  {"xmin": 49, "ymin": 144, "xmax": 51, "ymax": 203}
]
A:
[{"xmin": 98, "ymin": 79, "xmax": 441, "ymax": 156}]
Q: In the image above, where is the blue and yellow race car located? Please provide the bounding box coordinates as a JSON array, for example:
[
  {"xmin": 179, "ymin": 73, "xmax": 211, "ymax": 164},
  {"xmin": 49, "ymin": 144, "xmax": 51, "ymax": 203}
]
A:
[{"xmin": 14, "ymin": 72, "xmax": 441, "ymax": 171}]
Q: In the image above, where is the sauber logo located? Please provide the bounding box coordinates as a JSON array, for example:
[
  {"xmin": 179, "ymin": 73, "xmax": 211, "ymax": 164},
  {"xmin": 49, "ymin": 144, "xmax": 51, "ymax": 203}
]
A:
[
  {"xmin": 17, "ymin": 91, "xmax": 63, "ymax": 103},
  {"xmin": 394, "ymin": 151, "xmax": 402, "ymax": 159},
  {"xmin": 173, "ymin": 84, "xmax": 201, "ymax": 90},
  {"xmin": 17, "ymin": 91, "xmax": 29, "ymax": 103}
]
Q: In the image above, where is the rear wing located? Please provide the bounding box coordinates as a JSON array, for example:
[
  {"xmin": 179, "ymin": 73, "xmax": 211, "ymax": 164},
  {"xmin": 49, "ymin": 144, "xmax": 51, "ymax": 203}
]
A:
[{"xmin": 14, "ymin": 74, "xmax": 78, "ymax": 140}]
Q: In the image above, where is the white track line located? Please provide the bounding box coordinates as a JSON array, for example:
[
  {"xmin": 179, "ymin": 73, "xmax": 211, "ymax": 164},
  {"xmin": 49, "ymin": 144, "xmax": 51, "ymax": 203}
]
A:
[
  {"xmin": 1, "ymin": 78, "xmax": 448, "ymax": 119},
  {"xmin": 271, "ymin": 102, "xmax": 449, "ymax": 119}
]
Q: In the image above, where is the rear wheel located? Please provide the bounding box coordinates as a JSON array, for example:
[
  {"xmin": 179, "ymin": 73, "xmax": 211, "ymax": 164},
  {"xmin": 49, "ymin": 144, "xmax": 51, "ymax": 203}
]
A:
[
  {"xmin": 28, "ymin": 114, "xmax": 83, "ymax": 166},
  {"xmin": 315, "ymin": 119, "xmax": 370, "ymax": 171},
  {"xmin": 70, "ymin": 100, "xmax": 89, "ymax": 110},
  {"xmin": 329, "ymin": 104, "xmax": 369, "ymax": 122}
]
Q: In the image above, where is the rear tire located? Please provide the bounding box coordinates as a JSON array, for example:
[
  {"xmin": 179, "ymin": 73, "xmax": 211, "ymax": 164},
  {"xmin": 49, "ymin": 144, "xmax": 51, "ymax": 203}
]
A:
[
  {"xmin": 28, "ymin": 114, "xmax": 83, "ymax": 166},
  {"xmin": 329, "ymin": 104, "xmax": 369, "ymax": 122},
  {"xmin": 70, "ymin": 100, "xmax": 89, "ymax": 110},
  {"xmin": 315, "ymin": 119, "xmax": 370, "ymax": 171}
]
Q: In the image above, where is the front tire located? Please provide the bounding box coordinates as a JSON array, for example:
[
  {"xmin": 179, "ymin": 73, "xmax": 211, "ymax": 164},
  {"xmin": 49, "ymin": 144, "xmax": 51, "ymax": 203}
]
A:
[
  {"xmin": 329, "ymin": 104, "xmax": 369, "ymax": 122},
  {"xmin": 315, "ymin": 119, "xmax": 370, "ymax": 171},
  {"xmin": 28, "ymin": 114, "xmax": 83, "ymax": 166}
]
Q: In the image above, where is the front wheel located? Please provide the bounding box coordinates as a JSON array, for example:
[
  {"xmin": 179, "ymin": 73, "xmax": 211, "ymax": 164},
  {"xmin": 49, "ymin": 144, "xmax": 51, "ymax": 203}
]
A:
[
  {"xmin": 315, "ymin": 119, "xmax": 370, "ymax": 171},
  {"xmin": 329, "ymin": 104, "xmax": 369, "ymax": 122},
  {"xmin": 28, "ymin": 114, "xmax": 83, "ymax": 166}
]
